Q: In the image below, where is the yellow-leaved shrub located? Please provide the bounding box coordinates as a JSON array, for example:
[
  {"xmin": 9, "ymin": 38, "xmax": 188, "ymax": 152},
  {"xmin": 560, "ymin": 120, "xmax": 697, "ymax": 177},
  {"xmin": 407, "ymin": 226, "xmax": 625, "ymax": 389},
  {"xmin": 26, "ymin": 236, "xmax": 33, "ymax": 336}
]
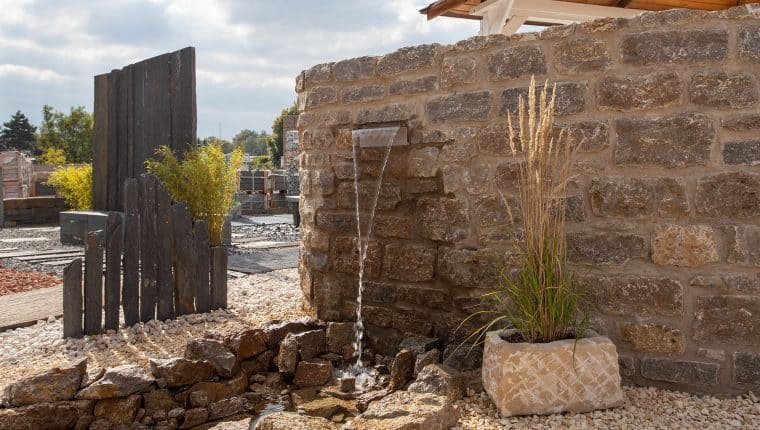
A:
[{"xmin": 47, "ymin": 164, "xmax": 92, "ymax": 210}]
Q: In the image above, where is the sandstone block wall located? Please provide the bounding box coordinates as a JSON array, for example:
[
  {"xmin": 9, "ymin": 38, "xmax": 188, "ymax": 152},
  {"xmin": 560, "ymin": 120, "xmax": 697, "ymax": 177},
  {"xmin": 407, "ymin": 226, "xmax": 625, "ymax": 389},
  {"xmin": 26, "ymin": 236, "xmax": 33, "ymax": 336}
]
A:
[{"xmin": 296, "ymin": 5, "xmax": 760, "ymax": 394}]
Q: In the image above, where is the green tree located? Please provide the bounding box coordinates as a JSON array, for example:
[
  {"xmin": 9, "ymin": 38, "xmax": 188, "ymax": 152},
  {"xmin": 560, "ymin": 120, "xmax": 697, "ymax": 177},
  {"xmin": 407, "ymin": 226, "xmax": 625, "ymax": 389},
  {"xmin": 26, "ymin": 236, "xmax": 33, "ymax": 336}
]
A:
[
  {"xmin": 232, "ymin": 129, "xmax": 268, "ymax": 155},
  {"xmin": 267, "ymin": 105, "xmax": 297, "ymax": 168},
  {"xmin": 199, "ymin": 136, "xmax": 233, "ymax": 153},
  {"xmin": 0, "ymin": 110, "xmax": 37, "ymax": 152},
  {"xmin": 39, "ymin": 147, "xmax": 67, "ymax": 165},
  {"xmin": 37, "ymin": 105, "xmax": 93, "ymax": 163}
]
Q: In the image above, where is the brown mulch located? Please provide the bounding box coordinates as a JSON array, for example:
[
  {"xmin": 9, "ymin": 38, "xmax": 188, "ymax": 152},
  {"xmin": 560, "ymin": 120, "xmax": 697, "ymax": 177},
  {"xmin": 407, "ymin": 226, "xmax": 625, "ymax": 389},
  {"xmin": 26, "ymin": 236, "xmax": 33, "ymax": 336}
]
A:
[{"xmin": 0, "ymin": 267, "xmax": 62, "ymax": 296}]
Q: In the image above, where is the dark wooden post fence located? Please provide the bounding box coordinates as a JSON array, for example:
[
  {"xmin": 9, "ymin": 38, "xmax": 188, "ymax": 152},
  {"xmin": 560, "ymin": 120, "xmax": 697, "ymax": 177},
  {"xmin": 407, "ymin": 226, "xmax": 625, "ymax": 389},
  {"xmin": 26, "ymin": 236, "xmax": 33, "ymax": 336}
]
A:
[{"xmin": 62, "ymin": 174, "xmax": 228, "ymax": 338}]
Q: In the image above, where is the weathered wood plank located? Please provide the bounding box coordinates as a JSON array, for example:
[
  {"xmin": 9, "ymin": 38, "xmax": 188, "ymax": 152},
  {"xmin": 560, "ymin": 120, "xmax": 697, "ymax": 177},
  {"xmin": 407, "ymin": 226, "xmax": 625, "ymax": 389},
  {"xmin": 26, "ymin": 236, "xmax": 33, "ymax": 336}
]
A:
[
  {"xmin": 93, "ymin": 73, "xmax": 110, "ymax": 211},
  {"xmin": 170, "ymin": 47, "xmax": 197, "ymax": 156},
  {"xmin": 156, "ymin": 182, "xmax": 175, "ymax": 320},
  {"xmin": 132, "ymin": 60, "xmax": 147, "ymax": 178},
  {"xmin": 193, "ymin": 220, "xmax": 211, "ymax": 314},
  {"xmin": 122, "ymin": 178, "xmax": 140, "ymax": 326},
  {"xmin": 84, "ymin": 230, "xmax": 104, "ymax": 335},
  {"xmin": 106, "ymin": 69, "xmax": 121, "ymax": 211},
  {"xmin": 63, "ymin": 258, "xmax": 83, "ymax": 338},
  {"xmin": 172, "ymin": 202, "xmax": 195, "ymax": 315},
  {"xmin": 139, "ymin": 175, "xmax": 158, "ymax": 322},
  {"xmin": 104, "ymin": 212, "xmax": 123, "ymax": 331},
  {"xmin": 211, "ymin": 246, "xmax": 227, "ymax": 310}
]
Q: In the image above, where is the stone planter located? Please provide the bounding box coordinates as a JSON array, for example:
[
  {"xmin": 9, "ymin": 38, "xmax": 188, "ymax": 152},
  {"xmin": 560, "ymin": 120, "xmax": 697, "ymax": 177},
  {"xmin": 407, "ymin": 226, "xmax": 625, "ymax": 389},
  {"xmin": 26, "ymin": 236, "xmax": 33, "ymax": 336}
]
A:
[{"xmin": 482, "ymin": 329, "xmax": 624, "ymax": 416}]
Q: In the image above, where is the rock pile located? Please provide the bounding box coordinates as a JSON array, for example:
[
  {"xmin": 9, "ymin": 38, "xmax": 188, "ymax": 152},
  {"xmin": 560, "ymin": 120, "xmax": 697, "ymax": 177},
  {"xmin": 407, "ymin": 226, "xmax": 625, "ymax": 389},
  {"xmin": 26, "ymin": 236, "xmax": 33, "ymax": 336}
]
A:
[{"xmin": 0, "ymin": 317, "xmax": 476, "ymax": 429}]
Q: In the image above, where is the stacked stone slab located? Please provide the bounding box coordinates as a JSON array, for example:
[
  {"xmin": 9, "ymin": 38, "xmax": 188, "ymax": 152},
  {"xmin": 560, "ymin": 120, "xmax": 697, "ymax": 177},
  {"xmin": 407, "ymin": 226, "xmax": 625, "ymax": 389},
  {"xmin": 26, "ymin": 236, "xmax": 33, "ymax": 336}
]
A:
[{"xmin": 295, "ymin": 5, "xmax": 760, "ymax": 395}]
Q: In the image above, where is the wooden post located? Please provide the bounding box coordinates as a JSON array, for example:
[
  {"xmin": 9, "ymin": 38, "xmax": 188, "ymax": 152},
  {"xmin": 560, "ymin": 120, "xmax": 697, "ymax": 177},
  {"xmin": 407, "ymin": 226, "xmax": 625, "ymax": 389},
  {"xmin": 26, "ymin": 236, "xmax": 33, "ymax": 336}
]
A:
[
  {"xmin": 211, "ymin": 246, "xmax": 227, "ymax": 309},
  {"xmin": 172, "ymin": 202, "xmax": 195, "ymax": 315},
  {"xmin": 193, "ymin": 220, "xmax": 211, "ymax": 313},
  {"xmin": 63, "ymin": 258, "xmax": 83, "ymax": 338},
  {"xmin": 139, "ymin": 174, "xmax": 158, "ymax": 322},
  {"xmin": 84, "ymin": 230, "xmax": 104, "ymax": 335},
  {"xmin": 156, "ymin": 182, "xmax": 175, "ymax": 320},
  {"xmin": 122, "ymin": 178, "xmax": 140, "ymax": 326},
  {"xmin": 104, "ymin": 213, "xmax": 123, "ymax": 331}
]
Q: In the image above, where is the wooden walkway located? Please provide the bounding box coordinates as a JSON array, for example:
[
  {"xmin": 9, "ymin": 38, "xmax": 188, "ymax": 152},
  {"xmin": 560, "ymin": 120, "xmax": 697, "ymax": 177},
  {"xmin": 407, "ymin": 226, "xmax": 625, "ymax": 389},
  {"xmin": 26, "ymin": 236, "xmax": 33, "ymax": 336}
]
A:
[{"xmin": 0, "ymin": 285, "xmax": 62, "ymax": 331}]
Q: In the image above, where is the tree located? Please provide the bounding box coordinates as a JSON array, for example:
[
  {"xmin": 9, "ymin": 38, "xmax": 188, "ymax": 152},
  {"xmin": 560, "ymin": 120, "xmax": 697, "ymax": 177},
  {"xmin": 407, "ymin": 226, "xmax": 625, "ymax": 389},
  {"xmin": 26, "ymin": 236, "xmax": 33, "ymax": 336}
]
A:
[
  {"xmin": 198, "ymin": 136, "xmax": 233, "ymax": 153},
  {"xmin": 267, "ymin": 105, "xmax": 297, "ymax": 168},
  {"xmin": 39, "ymin": 147, "xmax": 67, "ymax": 165},
  {"xmin": 232, "ymin": 129, "xmax": 268, "ymax": 155},
  {"xmin": 37, "ymin": 105, "xmax": 93, "ymax": 163},
  {"xmin": 0, "ymin": 111, "xmax": 37, "ymax": 152}
]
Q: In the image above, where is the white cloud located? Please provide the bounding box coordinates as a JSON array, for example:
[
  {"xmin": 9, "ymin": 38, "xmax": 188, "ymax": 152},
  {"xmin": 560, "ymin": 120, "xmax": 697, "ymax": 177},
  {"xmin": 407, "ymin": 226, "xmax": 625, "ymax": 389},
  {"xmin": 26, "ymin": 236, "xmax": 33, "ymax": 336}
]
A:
[{"xmin": 0, "ymin": 64, "xmax": 71, "ymax": 81}]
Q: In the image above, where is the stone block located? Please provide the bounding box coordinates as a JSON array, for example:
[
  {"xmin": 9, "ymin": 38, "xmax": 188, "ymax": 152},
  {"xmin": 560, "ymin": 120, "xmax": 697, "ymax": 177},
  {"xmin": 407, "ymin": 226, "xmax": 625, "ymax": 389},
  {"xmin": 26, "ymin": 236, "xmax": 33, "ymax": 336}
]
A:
[
  {"xmin": 407, "ymin": 146, "xmax": 440, "ymax": 178},
  {"xmin": 149, "ymin": 358, "xmax": 214, "ymax": 388},
  {"xmin": 554, "ymin": 120, "xmax": 609, "ymax": 152},
  {"xmin": 305, "ymin": 86, "xmax": 337, "ymax": 109},
  {"xmin": 427, "ymin": 91, "xmax": 492, "ymax": 123},
  {"xmin": 340, "ymin": 85, "xmax": 385, "ymax": 103},
  {"xmin": 641, "ymin": 358, "xmax": 719, "ymax": 386},
  {"xmin": 60, "ymin": 211, "xmax": 108, "ymax": 246},
  {"xmin": 389, "ymin": 75, "xmax": 438, "ymax": 95},
  {"xmin": 396, "ymin": 285, "xmax": 451, "ymax": 310},
  {"xmin": 3, "ymin": 360, "xmax": 85, "ymax": 406},
  {"xmin": 293, "ymin": 361, "xmax": 333, "ymax": 387},
  {"xmin": 333, "ymin": 56, "xmax": 376, "ymax": 81},
  {"xmin": 494, "ymin": 161, "xmax": 521, "ymax": 189},
  {"xmin": 408, "ymin": 363, "xmax": 464, "ymax": 401},
  {"xmin": 185, "ymin": 339, "xmax": 239, "ymax": 378},
  {"xmin": 383, "ymin": 244, "xmax": 435, "ymax": 282},
  {"xmin": 377, "ymin": 44, "xmax": 439, "ymax": 77},
  {"xmin": 618, "ymin": 356, "xmax": 636, "ymax": 378},
  {"xmin": 335, "ymin": 182, "xmax": 400, "ymax": 211},
  {"xmin": 300, "ymin": 129, "xmax": 333, "ymax": 151},
  {"xmin": 473, "ymin": 195, "xmax": 510, "ymax": 229},
  {"xmin": 739, "ymin": 25, "xmax": 760, "ymax": 63},
  {"xmin": 0, "ymin": 400, "xmax": 94, "ymax": 430},
  {"xmin": 597, "ymin": 71, "xmax": 681, "ymax": 111},
  {"xmin": 585, "ymin": 275, "xmax": 683, "ymax": 317},
  {"xmin": 615, "ymin": 113, "xmax": 715, "ymax": 167},
  {"xmin": 499, "ymin": 82, "xmax": 586, "ymax": 117},
  {"xmin": 315, "ymin": 212, "xmax": 356, "ymax": 233},
  {"xmin": 76, "ymin": 365, "xmax": 154, "ymax": 400},
  {"xmin": 695, "ymin": 172, "xmax": 760, "ymax": 218},
  {"xmin": 690, "ymin": 72, "xmax": 758, "ymax": 108},
  {"xmin": 722, "ymin": 114, "xmax": 760, "ymax": 131},
  {"xmin": 331, "ymin": 236, "xmax": 381, "ymax": 279},
  {"xmin": 226, "ymin": 329, "xmax": 268, "ymax": 361},
  {"xmin": 293, "ymin": 330, "xmax": 326, "ymax": 361},
  {"xmin": 94, "ymin": 394, "xmax": 141, "ymax": 425},
  {"xmin": 416, "ymin": 197, "xmax": 469, "ymax": 242},
  {"xmin": 326, "ymin": 322, "xmax": 355, "ymax": 354},
  {"xmin": 724, "ymin": 225, "xmax": 760, "ymax": 266},
  {"xmin": 475, "ymin": 124, "xmax": 511, "ymax": 156},
  {"xmin": 349, "ymin": 391, "xmax": 459, "ymax": 430},
  {"xmin": 304, "ymin": 63, "xmax": 333, "ymax": 85},
  {"xmin": 621, "ymin": 29, "xmax": 728, "ymax": 65},
  {"xmin": 486, "ymin": 45, "xmax": 547, "ymax": 80},
  {"xmin": 723, "ymin": 140, "xmax": 760, "ymax": 165},
  {"xmin": 734, "ymin": 352, "xmax": 760, "ymax": 388},
  {"xmin": 652, "ymin": 225, "xmax": 719, "ymax": 268},
  {"xmin": 554, "ymin": 38, "xmax": 611, "ymax": 73},
  {"xmin": 356, "ymin": 103, "xmax": 415, "ymax": 124},
  {"xmin": 694, "ymin": 295, "xmax": 760, "ymax": 345},
  {"xmin": 373, "ymin": 214, "xmax": 413, "ymax": 239},
  {"xmin": 567, "ymin": 231, "xmax": 647, "ymax": 265},
  {"xmin": 588, "ymin": 176, "xmax": 689, "ymax": 218},
  {"xmin": 441, "ymin": 56, "xmax": 477, "ymax": 88},
  {"xmin": 437, "ymin": 247, "xmax": 497, "ymax": 287},
  {"xmin": 621, "ymin": 324, "xmax": 685, "ymax": 354}
]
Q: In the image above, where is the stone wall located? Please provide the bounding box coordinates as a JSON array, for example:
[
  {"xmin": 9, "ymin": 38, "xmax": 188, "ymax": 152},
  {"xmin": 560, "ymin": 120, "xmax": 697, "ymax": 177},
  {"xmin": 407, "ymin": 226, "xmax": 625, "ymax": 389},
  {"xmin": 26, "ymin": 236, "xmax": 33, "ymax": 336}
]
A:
[{"xmin": 295, "ymin": 5, "xmax": 760, "ymax": 395}]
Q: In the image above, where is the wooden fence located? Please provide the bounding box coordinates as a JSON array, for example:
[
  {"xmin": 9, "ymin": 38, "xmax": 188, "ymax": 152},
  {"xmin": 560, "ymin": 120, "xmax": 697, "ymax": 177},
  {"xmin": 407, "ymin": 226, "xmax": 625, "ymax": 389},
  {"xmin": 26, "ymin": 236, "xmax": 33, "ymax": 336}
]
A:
[{"xmin": 63, "ymin": 175, "xmax": 227, "ymax": 338}]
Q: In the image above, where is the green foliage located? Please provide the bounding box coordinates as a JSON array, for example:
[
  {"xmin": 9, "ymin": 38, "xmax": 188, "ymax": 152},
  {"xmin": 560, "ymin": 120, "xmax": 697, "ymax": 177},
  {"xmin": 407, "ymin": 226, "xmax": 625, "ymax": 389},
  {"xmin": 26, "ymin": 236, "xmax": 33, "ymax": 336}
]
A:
[
  {"xmin": 47, "ymin": 164, "xmax": 92, "ymax": 210},
  {"xmin": 267, "ymin": 105, "xmax": 297, "ymax": 167},
  {"xmin": 0, "ymin": 110, "xmax": 37, "ymax": 152},
  {"xmin": 251, "ymin": 155, "xmax": 273, "ymax": 169},
  {"xmin": 39, "ymin": 147, "xmax": 67, "ymax": 165},
  {"xmin": 146, "ymin": 143, "xmax": 243, "ymax": 246},
  {"xmin": 232, "ymin": 129, "xmax": 269, "ymax": 155},
  {"xmin": 37, "ymin": 105, "xmax": 93, "ymax": 163},
  {"xmin": 198, "ymin": 136, "xmax": 234, "ymax": 153}
]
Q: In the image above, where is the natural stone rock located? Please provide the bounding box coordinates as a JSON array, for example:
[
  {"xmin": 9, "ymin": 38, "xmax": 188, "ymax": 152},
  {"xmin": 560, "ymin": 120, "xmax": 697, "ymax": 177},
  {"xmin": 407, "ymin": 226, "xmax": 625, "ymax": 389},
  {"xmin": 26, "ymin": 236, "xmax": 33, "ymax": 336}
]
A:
[
  {"xmin": 621, "ymin": 29, "xmax": 728, "ymax": 64},
  {"xmin": 81, "ymin": 367, "xmax": 105, "ymax": 389},
  {"xmin": 293, "ymin": 330, "xmax": 327, "ymax": 360},
  {"xmin": 652, "ymin": 225, "xmax": 719, "ymax": 268},
  {"xmin": 200, "ymin": 415, "xmax": 253, "ymax": 429},
  {"xmin": 416, "ymin": 197, "xmax": 469, "ymax": 242},
  {"xmin": 0, "ymin": 400, "xmax": 94, "ymax": 430},
  {"xmin": 739, "ymin": 24, "xmax": 760, "ymax": 63},
  {"xmin": 335, "ymin": 182, "xmax": 400, "ymax": 212},
  {"xmin": 376, "ymin": 44, "xmax": 439, "ymax": 77},
  {"xmin": 276, "ymin": 333, "xmax": 299, "ymax": 375},
  {"xmin": 407, "ymin": 146, "xmax": 439, "ymax": 178},
  {"xmin": 94, "ymin": 394, "xmax": 141, "ymax": 425},
  {"xmin": 77, "ymin": 365, "xmax": 154, "ymax": 400},
  {"xmin": 695, "ymin": 172, "xmax": 760, "ymax": 218},
  {"xmin": 499, "ymin": 82, "xmax": 586, "ymax": 116},
  {"xmin": 399, "ymin": 336, "xmax": 441, "ymax": 355},
  {"xmin": 414, "ymin": 349, "xmax": 442, "ymax": 376},
  {"xmin": 585, "ymin": 275, "xmax": 683, "ymax": 317},
  {"xmin": 150, "ymin": 358, "xmax": 214, "ymax": 388},
  {"xmin": 724, "ymin": 140, "xmax": 760, "ymax": 165},
  {"xmin": 442, "ymin": 343, "xmax": 482, "ymax": 371},
  {"xmin": 373, "ymin": 215, "xmax": 413, "ymax": 239},
  {"xmin": 208, "ymin": 397, "xmax": 245, "ymax": 420},
  {"xmin": 554, "ymin": 38, "xmax": 611, "ymax": 73},
  {"xmin": 179, "ymin": 408, "xmax": 208, "ymax": 429},
  {"xmin": 408, "ymin": 364, "xmax": 464, "ymax": 401},
  {"xmin": 482, "ymin": 331, "xmax": 623, "ymax": 416},
  {"xmin": 382, "ymin": 244, "xmax": 435, "ymax": 282},
  {"xmin": 734, "ymin": 352, "xmax": 760, "ymax": 388},
  {"xmin": 473, "ymin": 195, "xmax": 510, "ymax": 230},
  {"xmin": 304, "ymin": 63, "xmax": 333, "ymax": 86},
  {"xmin": 724, "ymin": 225, "xmax": 760, "ymax": 266},
  {"xmin": 340, "ymin": 85, "xmax": 384, "ymax": 103},
  {"xmin": 588, "ymin": 177, "xmax": 689, "ymax": 218},
  {"xmin": 441, "ymin": 56, "xmax": 476, "ymax": 87},
  {"xmin": 3, "ymin": 359, "xmax": 85, "ymax": 406},
  {"xmin": 615, "ymin": 113, "xmax": 715, "ymax": 167},
  {"xmin": 305, "ymin": 87, "xmax": 337, "ymax": 109},
  {"xmin": 183, "ymin": 372, "xmax": 247, "ymax": 405},
  {"xmin": 297, "ymin": 396, "xmax": 357, "ymax": 418},
  {"xmin": 486, "ymin": 45, "xmax": 547, "ymax": 79},
  {"xmin": 567, "ymin": 231, "xmax": 647, "ymax": 265},
  {"xmin": 437, "ymin": 247, "xmax": 495, "ymax": 287},
  {"xmin": 722, "ymin": 113, "xmax": 760, "ymax": 131},
  {"xmin": 326, "ymin": 322, "xmax": 355, "ymax": 354},
  {"xmin": 618, "ymin": 356, "xmax": 636, "ymax": 378},
  {"xmin": 554, "ymin": 120, "xmax": 609, "ymax": 152},
  {"xmin": 641, "ymin": 358, "xmax": 719, "ymax": 386},
  {"xmin": 690, "ymin": 72, "xmax": 758, "ymax": 108},
  {"xmin": 333, "ymin": 56, "xmax": 376, "ymax": 81},
  {"xmin": 426, "ymin": 91, "xmax": 491, "ymax": 123},
  {"xmin": 227, "ymin": 329, "xmax": 268, "ymax": 360},
  {"xmin": 597, "ymin": 71, "xmax": 681, "ymax": 111},
  {"xmin": 252, "ymin": 412, "xmax": 335, "ymax": 430},
  {"xmin": 144, "ymin": 389, "xmax": 181, "ymax": 417},
  {"xmin": 87, "ymin": 417, "xmax": 111, "ymax": 430},
  {"xmin": 356, "ymin": 104, "xmax": 415, "ymax": 125},
  {"xmin": 388, "ymin": 348, "xmax": 414, "ymax": 391},
  {"xmin": 388, "ymin": 76, "xmax": 437, "ymax": 95},
  {"xmin": 240, "ymin": 351, "xmax": 274, "ymax": 375},
  {"xmin": 185, "ymin": 339, "xmax": 239, "ymax": 378},
  {"xmin": 621, "ymin": 324, "xmax": 685, "ymax": 354},
  {"xmin": 694, "ymin": 295, "xmax": 760, "ymax": 345},
  {"xmin": 348, "ymin": 390, "xmax": 458, "ymax": 430}
]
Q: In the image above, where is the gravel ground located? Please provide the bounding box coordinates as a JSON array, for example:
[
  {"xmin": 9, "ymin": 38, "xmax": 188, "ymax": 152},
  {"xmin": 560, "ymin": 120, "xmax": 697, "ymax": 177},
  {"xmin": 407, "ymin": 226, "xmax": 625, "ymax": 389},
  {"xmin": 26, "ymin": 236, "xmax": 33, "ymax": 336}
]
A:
[
  {"xmin": 0, "ymin": 267, "xmax": 61, "ymax": 296},
  {"xmin": 231, "ymin": 222, "xmax": 299, "ymax": 245},
  {"xmin": 0, "ymin": 225, "xmax": 79, "ymax": 276}
]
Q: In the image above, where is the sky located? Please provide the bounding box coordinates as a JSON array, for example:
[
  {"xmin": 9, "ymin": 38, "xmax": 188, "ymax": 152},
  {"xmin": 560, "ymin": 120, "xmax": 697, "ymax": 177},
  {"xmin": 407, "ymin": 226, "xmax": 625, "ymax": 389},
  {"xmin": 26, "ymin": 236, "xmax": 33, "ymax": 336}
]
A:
[{"xmin": 0, "ymin": 0, "xmax": 482, "ymax": 141}]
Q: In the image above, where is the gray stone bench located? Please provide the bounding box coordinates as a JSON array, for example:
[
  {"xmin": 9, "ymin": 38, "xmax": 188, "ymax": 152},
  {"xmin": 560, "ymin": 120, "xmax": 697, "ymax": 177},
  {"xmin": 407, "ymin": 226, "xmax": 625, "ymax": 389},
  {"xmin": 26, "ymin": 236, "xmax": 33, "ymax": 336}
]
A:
[
  {"xmin": 60, "ymin": 211, "xmax": 110, "ymax": 245},
  {"xmin": 285, "ymin": 196, "xmax": 300, "ymax": 227}
]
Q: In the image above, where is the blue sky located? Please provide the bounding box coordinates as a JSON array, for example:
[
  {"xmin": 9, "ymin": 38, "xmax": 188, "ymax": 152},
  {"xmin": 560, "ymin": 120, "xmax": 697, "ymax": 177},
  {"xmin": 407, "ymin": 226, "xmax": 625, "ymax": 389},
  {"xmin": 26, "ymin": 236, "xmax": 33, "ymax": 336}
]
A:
[{"xmin": 0, "ymin": 0, "xmax": 480, "ymax": 140}]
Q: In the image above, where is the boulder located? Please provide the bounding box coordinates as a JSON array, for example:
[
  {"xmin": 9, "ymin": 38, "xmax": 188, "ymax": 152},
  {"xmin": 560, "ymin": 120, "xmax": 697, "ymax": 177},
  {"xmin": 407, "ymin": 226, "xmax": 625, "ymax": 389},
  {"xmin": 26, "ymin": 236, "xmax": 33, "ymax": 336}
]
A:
[
  {"xmin": 263, "ymin": 318, "xmax": 323, "ymax": 348},
  {"xmin": 253, "ymin": 412, "xmax": 336, "ymax": 430},
  {"xmin": 185, "ymin": 339, "xmax": 240, "ymax": 378},
  {"xmin": 399, "ymin": 336, "xmax": 441, "ymax": 355},
  {"xmin": 226, "ymin": 329, "xmax": 268, "ymax": 360},
  {"xmin": 326, "ymin": 322, "xmax": 355, "ymax": 354},
  {"xmin": 294, "ymin": 330, "xmax": 327, "ymax": 360},
  {"xmin": 388, "ymin": 349, "xmax": 414, "ymax": 391},
  {"xmin": 3, "ymin": 359, "xmax": 86, "ymax": 406},
  {"xmin": 207, "ymin": 397, "xmax": 246, "ymax": 420},
  {"xmin": 276, "ymin": 334, "xmax": 299, "ymax": 375},
  {"xmin": 348, "ymin": 391, "xmax": 459, "ymax": 430},
  {"xmin": 414, "ymin": 349, "xmax": 441, "ymax": 376},
  {"xmin": 150, "ymin": 358, "xmax": 215, "ymax": 387},
  {"xmin": 144, "ymin": 389, "xmax": 181, "ymax": 417},
  {"xmin": 297, "ymin": 396, "xmax": 358, "ymax": 418},
  {"xmin": 292, "ymin": 362, "xmax": 333, "ymax": 387},
  {"xmin": 81, "ymin": 367, "xmax": 105, "ymax": 389},
  {"xmin": 76, "ymin": 365, "xmax": 154, "ymax": 400},
  {"xmin": 180, "ymin": 372, "xmax": 248, "ymax": 405},
  {"xmin": 179, "ymin": 407, "xmax": 208, "ymax": 429},
  {"xmin": 408, "ymin": 364, "xmax": 464, "ymax": 401},
  {"xmin": 94, "ymin": 394, "xmax": 141, "ymax": 425},
  {"xmin": 197, "ymin": 414, "xmax": 253, "ymax": 429},
  {"xmin": 241, "ymin": 351, "xmax": 274, "ymax": 375},
  {"xmin": 0, "ymin": 400, "xmax": 94, "ymax": 430},
  {"xmin": 442, "ymin": 343, "xmax": 482, "ymax": 371}
]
